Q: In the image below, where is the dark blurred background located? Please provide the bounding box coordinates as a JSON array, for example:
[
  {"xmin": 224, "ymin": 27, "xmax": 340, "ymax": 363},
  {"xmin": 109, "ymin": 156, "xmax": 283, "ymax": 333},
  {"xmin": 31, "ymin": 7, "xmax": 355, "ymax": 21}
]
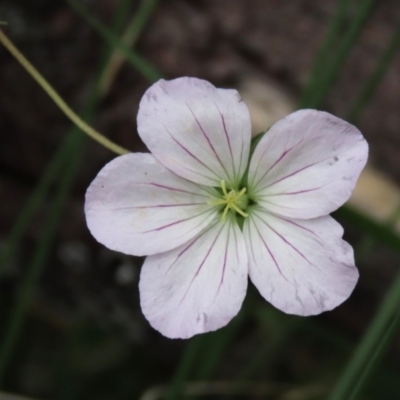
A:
[{"xmin": 0, "ymin": 1, "xmax": 400, "ymax": 399}]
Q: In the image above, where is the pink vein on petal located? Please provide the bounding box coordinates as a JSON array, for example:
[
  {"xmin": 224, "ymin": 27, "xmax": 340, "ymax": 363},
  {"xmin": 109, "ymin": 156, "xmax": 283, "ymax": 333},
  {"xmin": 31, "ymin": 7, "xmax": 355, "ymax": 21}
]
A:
[
  {"xmin": 253, "ymin": 216, "xmax": 288, "ymax": 281},
  {"xmin": 257, "ymin": 156, "xmax": 332, "ymax": 193},
  {"xmin": 265, "ymin": 187, "xmax": 322, "ymax": 196},
  {"xmin": 214, "ymin": 221, "xmax": 231, "ymax": 301},
  {"xmin": 247, "ymin": 218, "xmax": 259, "ymax": 265},
  {"xmin": 256, "ymin": 212, "xmax": 313, "ymax": 266},
  {"xmin": 273, "ymin": 215, "xmax": 326, "ymax": 248},
  {"xmin": 215, "ymin": 103, "xmax": 236, "ymax": 180},
  {"xmin": 140, "ymin": 209, "xmax": 213, "ymax": 233},
  {"xmin": 111, "ymin": 203, "xmax": 207, "ymax": 210},
  {"xmin": 165, "ymin": 126, "xmax": 219, "ymax": 180},
  {"xmin": 171, "ymin": 159, "xmax": 220, "ymax": 183},
  {"xmin": 186, "ymin": 103, "xmax": 231, "ymax": 179},
  {"xmin": 166, "ymin": 221, "xmax": 218, "ymax": 275},
  {"xmin": 179, "ymin": 224, "xmax": 225, "ymax": 305},
  {"xmin": 252, "ymin": 139, "xmax": 303, "ymax": 188},
  {"xmin": 141, "ymin": 182, "xmax": 209, "ymax": 198}
]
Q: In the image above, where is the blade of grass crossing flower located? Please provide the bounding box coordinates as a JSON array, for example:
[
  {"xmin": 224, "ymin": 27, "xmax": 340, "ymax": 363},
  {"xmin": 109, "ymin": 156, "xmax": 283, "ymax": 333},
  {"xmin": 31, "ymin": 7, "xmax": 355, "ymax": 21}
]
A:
[
  {"xmin": 299, "ymin": 0, "xmax": 353, "ymax": 107},
  {"xmin": 306, "ymin": 0, "xmax": 376, "ymax": 109},
  {"xmin": 66, "ymin": 0, "xmax": 162, "ymax": 83},
  {"xmin": 327, "ymin": 272, "xmax": 400, "ymax": 400},
  {"xmin": 0, "ymin": 0, "xmax": 158, "ymax": 385},
  {"xmin": 346, "ymin": 23, "xmax": 400, "ymax": 123}
]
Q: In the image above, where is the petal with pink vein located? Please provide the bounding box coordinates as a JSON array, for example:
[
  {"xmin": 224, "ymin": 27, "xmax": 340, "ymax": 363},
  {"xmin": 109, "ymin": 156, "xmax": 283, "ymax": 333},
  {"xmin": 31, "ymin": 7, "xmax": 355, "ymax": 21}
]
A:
[
  {"xmin": 85, "ymin": 153, "xmax": 217, "ymax": 256},
  {"xmin": 248, "ymin": 109, "xmax": 368, "ymax": 219},
  {"xmin": 137, "ymin": 77, "xmax": 251, "ymax": 187},
  {"xmin": 139, "ymin": 217, "xmax": 248, "ymax": 339},
  {"xmin": 244, "ymin": 207, "xmax": 358, "ymax": 316}
]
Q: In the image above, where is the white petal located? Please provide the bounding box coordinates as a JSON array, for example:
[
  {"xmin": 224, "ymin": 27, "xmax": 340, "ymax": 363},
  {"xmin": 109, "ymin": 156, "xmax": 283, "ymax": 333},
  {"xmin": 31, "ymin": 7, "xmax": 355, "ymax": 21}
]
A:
[
  {"xmin": 244, "ymin": 207, "xmax": 358, "ymax": 316},
  {"xmin": 248, "ymin": 110, "xmax": 368, "ymax": 218},
  {"xmin": 139, "ymin": 218, "xmax": 248, "ymax": 339},
  {"xmin": 85, "ymin": 153, "xmax": 217, "ymax": 256},
  {"xmin": 137, "ymin": 77, "xmax": 251, "ymax": 187}
]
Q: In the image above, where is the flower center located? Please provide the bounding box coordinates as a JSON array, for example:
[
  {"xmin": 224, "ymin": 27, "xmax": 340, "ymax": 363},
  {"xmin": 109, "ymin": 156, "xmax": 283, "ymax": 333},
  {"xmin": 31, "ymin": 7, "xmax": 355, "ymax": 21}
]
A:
[{"xmin": 208, "ymin": 180, "xmax": 249, "ymax": 223}]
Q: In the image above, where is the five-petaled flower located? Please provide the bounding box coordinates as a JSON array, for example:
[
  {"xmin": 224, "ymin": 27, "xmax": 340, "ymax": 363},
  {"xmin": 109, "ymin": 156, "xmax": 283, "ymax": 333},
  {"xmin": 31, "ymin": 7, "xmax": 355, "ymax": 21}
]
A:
[{"xmin": 85, "ymin": 77, "xmax": 368, "ymax": 339}]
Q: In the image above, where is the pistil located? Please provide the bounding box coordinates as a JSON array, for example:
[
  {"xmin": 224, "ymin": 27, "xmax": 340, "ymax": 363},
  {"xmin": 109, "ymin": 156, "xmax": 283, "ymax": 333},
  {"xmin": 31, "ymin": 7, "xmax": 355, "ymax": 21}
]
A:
[{"xmin": 208, "ymin": 180, "xmax": 249, "ymax": 223}]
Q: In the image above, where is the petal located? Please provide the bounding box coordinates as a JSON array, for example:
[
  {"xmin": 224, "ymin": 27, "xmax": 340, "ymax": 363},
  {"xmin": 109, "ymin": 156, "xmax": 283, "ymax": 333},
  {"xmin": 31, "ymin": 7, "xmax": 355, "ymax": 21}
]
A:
[
  {"xmin": 139, "ymin": 218, "xmax": 248, "ymax": 339},
  {"xmin": 85, "ymin": 153, "xmax": 218, "ymax": 256},
  {"xmin": 248, "ymin": 110, "xmax": 368, "ymax": 218},
  {"xmin": 244, "ymin": 207, "xmax": 358, "ymax": 316},
  {"xmin": 137, "ymin": 77, "xmax": 251, "ymax": 187}
]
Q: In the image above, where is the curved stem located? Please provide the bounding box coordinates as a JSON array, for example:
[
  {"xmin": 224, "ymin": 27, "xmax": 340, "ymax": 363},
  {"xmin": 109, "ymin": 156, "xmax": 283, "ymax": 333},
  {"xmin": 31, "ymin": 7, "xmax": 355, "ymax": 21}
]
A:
[{"xmin": 0, "ymin": 28, "xmax": 130, "ymax": 155}]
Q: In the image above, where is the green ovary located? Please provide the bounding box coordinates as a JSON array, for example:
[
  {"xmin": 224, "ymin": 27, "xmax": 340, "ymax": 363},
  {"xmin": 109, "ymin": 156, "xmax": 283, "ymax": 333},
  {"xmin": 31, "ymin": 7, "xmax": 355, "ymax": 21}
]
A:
[{"xmin": 208, "ymin": 180, "xmax": 250, "ymax": 223}]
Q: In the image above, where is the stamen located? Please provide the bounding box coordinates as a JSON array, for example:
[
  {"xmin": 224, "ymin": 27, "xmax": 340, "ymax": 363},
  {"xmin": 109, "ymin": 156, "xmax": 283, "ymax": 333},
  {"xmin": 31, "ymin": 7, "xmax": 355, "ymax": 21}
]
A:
[
  {"xmin": 221, "ymin": 180, "xmax": 229, "ymax": 197},
  {"xmin": 221, "ymin": 204, "xmax": 231, "ymax": 223},
  {"xmin": 230, "ymin": 203, "xmax": 249, "ymax": 218}
]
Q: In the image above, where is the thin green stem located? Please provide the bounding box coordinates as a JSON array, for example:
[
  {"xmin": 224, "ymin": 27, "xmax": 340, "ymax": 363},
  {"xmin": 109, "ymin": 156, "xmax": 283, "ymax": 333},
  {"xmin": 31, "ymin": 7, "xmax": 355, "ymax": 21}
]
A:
[
  {"xmin": 0, "ymin": 29, "xmax": 129, "ymax": 155},
  {"xmin": 0, "ymin": 0, "xmax": 156, "ymax": 278},
  {"xmin": 327, "ymin": 273, "xmax": 400, "ymax": 400}
]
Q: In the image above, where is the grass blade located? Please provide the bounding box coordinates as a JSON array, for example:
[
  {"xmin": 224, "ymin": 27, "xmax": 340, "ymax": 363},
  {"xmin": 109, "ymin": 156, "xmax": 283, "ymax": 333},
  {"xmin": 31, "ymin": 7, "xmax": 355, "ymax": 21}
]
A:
[
  {"xmin": 304, "ymin": 0, "xmax": 377, "ymax": 109},
  {"xmin": 327, "ymin": 273, "xmax": 400, "ymax": 400},
  {"xmin": 0, "ymin": 0, "xmax": 159, "ymax": 385},
  {"xmin": 299, "ymin": 0, "xmax": 353, "ymax": 107},
  {"xmin": 347, "ymin": 23, "xmax": 400, "ymax": 123},
  {"xmin": 66, "ymin": 0, "xmax": 161, "ymax": 83}
]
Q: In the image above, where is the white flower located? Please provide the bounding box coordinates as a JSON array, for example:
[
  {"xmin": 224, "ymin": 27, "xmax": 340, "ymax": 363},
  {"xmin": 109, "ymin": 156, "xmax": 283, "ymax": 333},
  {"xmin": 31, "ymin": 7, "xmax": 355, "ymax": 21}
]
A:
[{"xmin": 85, "ymin": 77, "xmax": 368, "ymax": 339}]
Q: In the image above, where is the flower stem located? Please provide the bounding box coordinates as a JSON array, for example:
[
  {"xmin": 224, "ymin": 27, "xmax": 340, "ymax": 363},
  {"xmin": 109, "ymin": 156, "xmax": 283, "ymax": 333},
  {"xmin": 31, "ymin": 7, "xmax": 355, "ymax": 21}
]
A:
[{"xmin": 0, "ymin": 28, "xmax": 130, "ymax": 156}]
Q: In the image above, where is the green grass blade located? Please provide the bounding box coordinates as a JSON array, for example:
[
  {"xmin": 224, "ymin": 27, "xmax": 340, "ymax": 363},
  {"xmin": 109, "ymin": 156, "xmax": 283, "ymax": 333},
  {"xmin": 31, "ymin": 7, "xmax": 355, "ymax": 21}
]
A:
[
  {"xmin": 347, "ymin": 23, "xmax": 400, "ymax": 123},
  {"xmin": 0, "ymin": 0, "xmax": 159, "ymax": 385},
  {"xmin": 0, "ymin": 131, "xmax": 86, "ymax": 387},
  {"xmin": 305, "ymin": 0, "xmax": 377, "ymax": 109},
  {"xmin": 328, "ymin": 272, "xmax": 400, "ymax": 400},
  {"xmin": 299, "ymin": 0, "xmax": 352, "ymax": 107},
  {"xmin": 347, "ymin": 311, "xmax": 400, "ymax": 400},
  {"xmin": 66, "ymin": 0, "xmax": 162, "ymax": 83},
  {"xmin": 165, "ymin": 336, "xmax": 204, "ymax": 400},
  {"xmin": 193, "ymin": 322, "xmax": 241, "ymax": 381},
  {"xmin": 100, "ymin": 0, "xmax": 160, "ymax": 93},
  {"xmin": 0, "ymin": 135, "xmax": 73, "ymax": 277}
]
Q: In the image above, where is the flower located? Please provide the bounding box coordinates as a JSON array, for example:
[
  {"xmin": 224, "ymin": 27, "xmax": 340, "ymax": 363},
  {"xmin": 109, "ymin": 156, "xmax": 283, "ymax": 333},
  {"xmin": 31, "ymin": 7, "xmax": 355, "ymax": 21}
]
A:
[{"xmin": 85, "ymin": 77, "xmax": 368, "ymax": 339}]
